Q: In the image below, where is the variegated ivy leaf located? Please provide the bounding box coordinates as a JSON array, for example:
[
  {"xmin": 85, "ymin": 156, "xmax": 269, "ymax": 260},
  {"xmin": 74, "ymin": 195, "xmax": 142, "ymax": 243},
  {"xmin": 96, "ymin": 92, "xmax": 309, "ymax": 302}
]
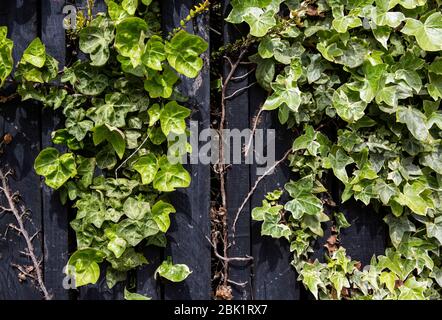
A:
[
  {"xmin": 425, "ymin": 216, "xmax": 442, "ymax": 245},
  {"xmin": 333, "ymin": 85, "xmax": 367, "ymax": 123},
  {"xmin": 384, "ymin": 214, "xmax": 416, "ymax": 247},
  {"xmin": 151, "ymin": 200, "xmax": 176, "ymax": 232},
  {"xmin": 396, "ymin": 106, "xmax": 429, "ymax": 142},
  {"xmin": 66, "ymin": 248, "xmax": 106, "ymax": 287},
  {"xmin": 390, "ymin": 0, "xmax": 426, "ymax": 9},
  {"xmin": 292, "ymin": 125, "xmax": 320, "ymax": 156},
  {"xmin": 79, "ymin": 15, "xmax": 114, "ymax": 66},
  {"xmin": 61, "ymin": 61, "xmax": 109, "ymax": 96},
  {"xmin": 261, "ymin": 211, "xmax": 291, "ymax": 240},
  {"xmin": 394, "ymin": 182, "xmax": 434, "ymax": 216},
  {"xmin": 121, "ymin": 0, "xmax": 138, "ymax": 15},
  {"xmin": 132, "ymin": 153, "xmax": 159, "ymax": 185},
  {"xmin": 159, "ymin": 101, "xmax": 191, "ymax": 137},
  {"xmin": 226, "ymin": 0, "xmax": 282, "ymax": 25},
  {"xmin": 0, "ymin": 26, "xmax": 13, "ymax": 87},
  {"xmin": 22, "ymin": 37, "xmax": 46, "ymax": 68},
  {"xmin": 263, "ymin": 62, "xmax": 302, "ymax": 111},
  {"xmin": 124, "ymin": 288, "xmax": 151, "ymax": 300},
  {"xmin": 34, "ymin": 148, "xmax": 77, "ymax": 190},
  {"xmin": 165, "ymin": 30, "xmax": 208, "ymax": 78},
  {"xmin": 401, "ymin": 12, "xmax": 442, "ymax": 52},
  {"xmin": 244, "ymin": 8, "xmax": 276, "ymax": 37},
  {"xmin": 155, "ymin": 257, "xmax": 192, "ymax": 282},
  {"xmin": 143, "ymin": 66, "xmax": 179, "ymax": 98},
  {"xmin": 123, "ymin": 197, "xmax": 151, "ymax": 220},
  {"xmin": 251, "ymin": 199, "xmax": 281, "ymax": 221},
  {"xmin": 107, "ymin": 0, "xmax": 130, "ymax": 23},
  {"xmin": 299, "ymin": 260, "xmax": 325, "ymax": 299},
  {"xmin": 93, "ymin": 124, "xmax": 126, "ymax": 159},
  {"xmin": 153, "ymin": 157, "xmax": 191, "ymax": 192},
  {"xmin": 115, "ymin": 17, "xmax": 148, "ymax": 67},
  {"xmin": 323, "ymin": 148, "xmax": 353, "ymax": 183},
  {"xmin": 142, "ymin": 35, "xmax": 166, "ymax": 71}
]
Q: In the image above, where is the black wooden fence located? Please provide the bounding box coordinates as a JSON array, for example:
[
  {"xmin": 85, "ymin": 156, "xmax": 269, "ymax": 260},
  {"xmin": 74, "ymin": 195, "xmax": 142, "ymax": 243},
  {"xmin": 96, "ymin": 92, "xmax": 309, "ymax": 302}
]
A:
[{"xmin": 0, "ymin": 0, "xmax": 387, "ymax": 300}]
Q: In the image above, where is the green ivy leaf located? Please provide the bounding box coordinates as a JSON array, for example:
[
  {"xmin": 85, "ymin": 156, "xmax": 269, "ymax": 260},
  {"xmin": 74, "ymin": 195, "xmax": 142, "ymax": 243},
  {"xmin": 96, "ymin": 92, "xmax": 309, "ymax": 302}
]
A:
[
  {"xmin": 426, "ymin": 216, "xmax": 442, "ymax": 245},
  {"xmin": 159, "ymin": 101, "xmax": 191, "ymax": 136},
  {"xmin": 79, "ymin": 15, "xmax": 114, "ymax": 66},
  {"xmin": 22, "ymin": 37, "xmax": 46, "ymax": 68},
  {"xmin": 121, "ymin": 0, "xmax": 138, "ymax": 15},
  {"xmin": 394, "ymin": 182, "xmax": 434, "ymax": 216},
  {"xmin": 151, "ymin": 200, "xmax": 176, "ymax": 232},
  {"xmin": 124, "ymin": 287, "xmax": 151, "ymax": 300},
  {"xmin": 153, "ymin": 158, "xmax": 191, "ymax": 192},
  {"xmin": 155, "ymin": 257, "xmax": 192, "ymax": 282},
  {"xmin": 66, "ymin": 248, "xmax": 106, "ymax": 287},
  {"xmin": 144, "ymin": 66, "xmax": 179, "ymax": 98},
  {"xmin": 165, "ymin": 30, "xmax": 208, "ymax": 78},
  {"xmin": 396, "ymin": 106, "xmax": 429, "ymax": 142},
  {"xmin": 93, "ymin": 124, "xmax": 126, "ymax": 159},
  {"xmin": 115, "ymin": 17, "xmax": 148, "ymax": 67},
  {"xmin": 34, "ymin": 148, "xmax": 77, "ymax": 190},
  {"xmin": 142, "ymin": 35, "xmax": 166, "ymax": 71},
  {"xmin": 132, "ymin": 153, "xmax": 159, "ymax": 185},
  {"xmin": 0, "ymin": 26, "xmax": 13, "ymax": 87},
  {"xmin": 123, "ymin": 197, "xmax": 150, "ymax": 220},
  {"xmin": 384, "ymin": 214, "xmax": 416, "ymax": 248}
]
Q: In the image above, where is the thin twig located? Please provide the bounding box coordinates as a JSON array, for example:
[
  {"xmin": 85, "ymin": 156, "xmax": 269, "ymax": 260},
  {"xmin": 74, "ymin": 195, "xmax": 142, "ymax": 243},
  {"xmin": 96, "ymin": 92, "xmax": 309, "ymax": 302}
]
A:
[
  {"xmin": 219, "ymin": 47, "xmax": 249, "ymax": 286},
  {"xmin": 225, "ymin": 82, "xmax": 256, "ymax": 100},
  {"xmin": 227, "ymin": 279, "xmax": 248, "ymax": 287},
  {"xmin": 114, "ymin": 135, "xmax": 150, "ymax": 179},
  {"xmin": 232, "ymin": 148, "xmax": 293, "ymax": 233},
  {"xmin": 230, "ymin": 68, "xmax": 255, "ymax": 81},
  {"xmin": 244, "ymin": 106, "xmax": 264, "ymax": 158},
  {"xmin": 0, "ymin": 169, "xmax": 51, "ymax": 300},
  {"xmin": 205, "ymin": 236, "xmax": 253, "ymax": 262}
]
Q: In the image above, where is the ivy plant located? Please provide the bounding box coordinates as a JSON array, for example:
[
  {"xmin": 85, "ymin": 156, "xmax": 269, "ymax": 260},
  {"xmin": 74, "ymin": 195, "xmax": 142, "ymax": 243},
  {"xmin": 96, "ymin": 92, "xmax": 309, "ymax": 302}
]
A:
[
  {"xmin": 0, "ymin": 0, "xmax": 207, "ymax": 293},
  {"xmin": 229, "ymin": 0, "xmax": 442, "ymax": 299}
]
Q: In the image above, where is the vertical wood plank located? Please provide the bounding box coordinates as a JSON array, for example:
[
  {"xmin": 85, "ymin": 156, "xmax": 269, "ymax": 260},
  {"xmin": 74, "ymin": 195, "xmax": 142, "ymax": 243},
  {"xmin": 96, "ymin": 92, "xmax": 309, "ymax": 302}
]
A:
[
  {"xmin": 248, "ymin": 85, "xmax": 301, "ymax": 300},
  {"xmin": 222, "ymin": 0, "xmax": 252, "ymax": 300},
  {"xmin": 40, "ymin": 0, "xmax": 71, "ymax": 300},
  {"xmin": 161, "ymin": 0, "xmax": 211, "ymax": 300},
  {"xmin": 0, "ymin": 0, "xmax": 43, "ymax": 300},
  {"xmin": 339, "ymin": 198, "xmax": 388, "ymax": 265}
]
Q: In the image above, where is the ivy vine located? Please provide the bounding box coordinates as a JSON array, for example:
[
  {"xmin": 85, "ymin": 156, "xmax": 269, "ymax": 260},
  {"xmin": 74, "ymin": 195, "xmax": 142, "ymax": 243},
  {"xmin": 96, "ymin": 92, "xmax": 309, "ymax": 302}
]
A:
[
  {"xmin": 0, "ymin": 0, "xmax": 208, "ymax": 295},
  {"xmin": 227, "ymin": 0, "xmax": 442, "ymax": 299}
]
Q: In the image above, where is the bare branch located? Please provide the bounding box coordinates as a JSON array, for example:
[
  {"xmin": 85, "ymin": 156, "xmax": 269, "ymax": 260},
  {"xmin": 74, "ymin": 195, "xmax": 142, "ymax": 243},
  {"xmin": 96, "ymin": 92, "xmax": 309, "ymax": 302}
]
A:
[
  {"xmin": 225, "ymin": 82, "xmax": 257, "ymax": 100},
  {"xmin": 0, "ymin": 169, "xmax": 51, "ymax": 300},
  {"xmin": 230, "ymin": 68, "xmax": 255, "ymax": 81},
  {"xmin": 244, "ymin": 106, "xmax": 264, "ymax": 158},
  {"xmin": 232, "ymin": 148, "xmax": 293, "ymax": 233},
  {"xmin": 114, "ymin": 134, "xmax": 150, "ymax": 179}
]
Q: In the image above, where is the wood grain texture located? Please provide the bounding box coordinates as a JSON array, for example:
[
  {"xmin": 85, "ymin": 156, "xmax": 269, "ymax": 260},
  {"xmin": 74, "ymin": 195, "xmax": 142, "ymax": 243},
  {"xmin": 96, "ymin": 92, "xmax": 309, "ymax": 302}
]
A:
[
  {"xmin": 0, "ymin": 0, "xmax": 42, "ymax": 300},
  {"xmin": 161, "ymin": 0, "xmax": 211, "ymax": 300},
  {"xmin": 40, "ymin": 0, "xmax": 71, "ymax": 300},
  {"xmin": 222, "ymin": 1, "xmax": 253, "ymax": 300}
]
